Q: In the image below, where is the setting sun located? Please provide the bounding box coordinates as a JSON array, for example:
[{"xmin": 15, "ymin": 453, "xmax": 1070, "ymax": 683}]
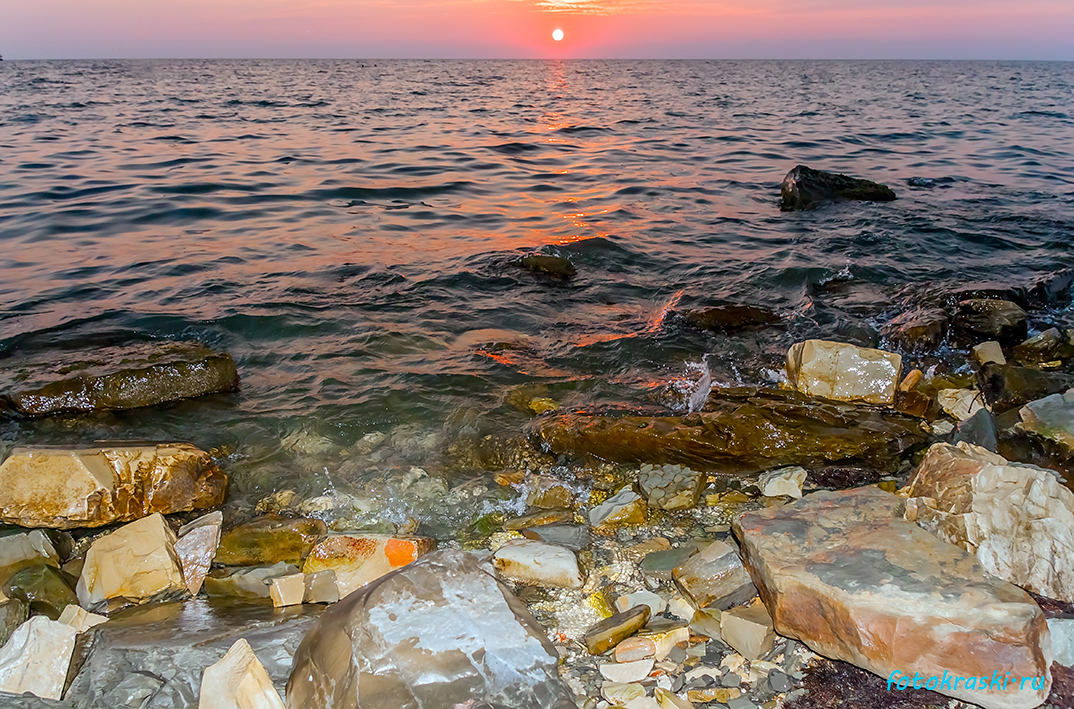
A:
[{"xmin": 552, "ymin": 28, "xmax": 564, "ymax": 41}]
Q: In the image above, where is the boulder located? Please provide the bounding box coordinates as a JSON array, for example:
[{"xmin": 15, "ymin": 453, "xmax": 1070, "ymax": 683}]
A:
[
  {"xmin": 536, "ymin": 387, "xmax": 927, "ymax": 474},
  {"xmin": 978, "ymin": 362, "xmax": 1074, "ymax": 414},
  {"xmin": 0, "ymin": 616, "xmax": 77, "ymax": 700},
  {"xmin": 733, "ymin": 487, "xmax": 1053, "ymax": 709},
  {"xmin": 198, "ymin": 638, "xmax": 285, "ymax": 709},
  {"xmin": 589, "ymin": 489, "xmax": 647, "ymax": 530},
  {"xmin": 638, "ymin": 464, "xmax": 704, "ymax": 510},
  {"xmin": 0, "ymin": 340, "xmax": 239, "ymax": 416},
  {"xmin": 492, "ymin": 539, "xmax": 584, "ymax": 588},
  {"xmin": 583, "ymin": 605, "xmax": 651, "ymax": 655},
  {"xmin": 0, "ymin": 531, "xmax": 59, "ymax": 586},
  {"xmin": 882, "ymin": 308, "xmax": 949, "ymax": 352},
  {"xmin": 680, "ymin": 305, "xmax": 781, "ymax": 332},
  {"xmin": 3, "ymin": 565, "xmax": 78, "ymax": 620},
  {"xmin": 175, "ymin": 511, "xmax": 223, "ymax": 596},
  {"xmin": 779, "ymin": 165, "xmax": 897, "ymax": 211},
  {"xmin": 214, "ymin": 517, "xmax": 326, "ymax": 567},
  {"xmin": 786, "ymin": 340, "xmax": 901, "ymax": 405},
  {"xmin": 519, "ymin": 254, "xmax": 575, "ymax": 280},
  {"xmin": 76, "ymin": 513, "xmax": 188, "ymax": 614},
  {"xmin": 953, "ymin": 299, "xmax": 1028, "ymax": 344},
  {"xmin": 904, "ymin": 442, "xmax": 1074, "ymax": 602},
  {"xmin": 203, "ymin": 563, "xmax": 298, "ymax": 600},
  {"xmin": 720, "ymin": 603, "xmax": 775, "ymax": 661},
  {"xmin": 286, "ymin": 549, "xmax": 577, "ymax": 709},
  {"xmin": 0, "ymin": 443, "xmax": 226, "ymax": 529},
  {"xmin": 672, "ymin": 540, "xmax": 756, "ymax": 610},
  {"xmin": 1017, "ymin": 388, "xmax": 1074, "ymax": 453},
  {"xmin": 300, "ymin": 534, "xmax": 435, "ymax": 598}
]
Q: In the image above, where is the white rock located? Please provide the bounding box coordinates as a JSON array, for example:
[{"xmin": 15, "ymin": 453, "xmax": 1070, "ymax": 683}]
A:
[
  {"xmin": 269, "ymin": 573, "xmax": 306, "ymax": 608},
  {"xmin": 645, "ymin": 625, "xmax": 690, "ymax": 661},
  {"xmin": 198, "ymin": 638, "xmax": 285, "ymax": 709},
  {"xmin": 57, "ymin": 605, "xmax": 107, "ymax": 633},
  {"xmin": 615, "ymin": 590, "xmax": 666, "ymax": 616},
  {"xmin": 720, "ymin": 604, "xmax": 775, "ymax": 661},
  {"xmin": 667, "ymin": 595, "xmax": 695, "ymax": 620},
  {"xmin": 655, "ymin": 687, "xmax": 695, "ymax": 709},
  {"xmin": 786, "ymin": 340, "xmax": 901, "ymax": 404},
  {"xmin": 1049, "ymin": 618, "xmax": 1074, "ymax": 667},
  {"xmin": 623, "ymin": 698, "xmax": 661, "ymax": 709},
  {"xmin": 602, "ymin": 681, "xmax": 646, "ymax": 704},
  {"xmin": 492, "ymin": 539, "xmax": 584, "ymax": 588},
  {"xmin": 937, "ymin": 388, "xmax": 987, "ymax": 421},
  {"xmin": 930, "ymin": 420, "xmax": 955, "ymax": 436},
  {"xmin": 175, "ymin": 511, "xmax": 222, "ymax": 596},
  {"xmin": 589, "ymin": 488, "xmax": 646, "ymax": 528},
  {"xmin": 0, "ymin": 616, "xmax": 77, "ymax": 700},
  {"xmin": 758, "ymin": 466, "xmax": 807, "ymax": 499},
  {"xmin": 599, "ymin": 658, "xmax": 655, "ymax": 683},
  {"xmin": 972, "ymin": 341, "xmax": 1006, "ymax": 366},
  {"xmin": 0, "ymin": 530, "xmax": 58, "ymax": 585}
]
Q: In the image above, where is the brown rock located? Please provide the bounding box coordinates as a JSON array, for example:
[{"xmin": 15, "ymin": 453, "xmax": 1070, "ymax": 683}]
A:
[
  {"xmin": 0, "ymin": 443, "xmax": 226, "ymax": 529},
  {"xmin": 953, "ymin": 299, "xmax": 1028, "ymax": 344},
  {"xmin": 977, "ymin": 362, "xmax": 1074, "ymax": 415},
  {"xmin": 583, "ymin": 604, "xmax": 652, "ymax": 655},
  {"xmin": 300, "ymin": 534, "xmax": 435, "ymax": 597},
  {"xmin": 884, "ymin": 309, "xmax": 949, "ymax": 352},
  {"xmin": 733, "ymin": 487, "xmax": 1052, "ymax": 709},
  {"xmin": 681, "ymin": 305, "xmax": 781, "ymax": 332},
  {"xmin": 672, "ymin": 539, "xmax": 756, "ymax": 610},
  {"xmin": 214, "ymin": 517, "xmax": 326, "ymax": 567}
]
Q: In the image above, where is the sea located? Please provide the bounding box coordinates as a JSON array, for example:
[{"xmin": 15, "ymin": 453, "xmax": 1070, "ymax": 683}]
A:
[{"xmin": 1, "ymin": 59, "xmax": 1073, "ymax": 530}]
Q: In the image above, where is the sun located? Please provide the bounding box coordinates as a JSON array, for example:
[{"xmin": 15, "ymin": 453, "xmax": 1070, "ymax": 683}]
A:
[{"xmin": 552, "ymin": 29, "xmax": 564, "ymax": 41}]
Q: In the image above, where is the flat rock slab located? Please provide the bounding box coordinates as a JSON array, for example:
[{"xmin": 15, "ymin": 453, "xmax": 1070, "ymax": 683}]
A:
[
  {"xmin": 0, "ymin": 341, "xmax": 239, "ymax": 416},
  {"xmin": 733, "ymin": 487, "xmax": 1052, "ymax": 709},
  {"xmin": 779, "ymin": 165, "xmax": 896, "ymax": 211},
  {"xmin": 287, "ymin": 549, "xmax": 576, "ymax": 709}
]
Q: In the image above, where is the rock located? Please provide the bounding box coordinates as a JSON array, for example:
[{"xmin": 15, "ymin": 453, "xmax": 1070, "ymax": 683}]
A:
[
  {"xmin": 57, "ymin": 605, "xmax": 107, "ymax": 633},
  {"xmin": 640, "ymin": 545, "xmax": 699, "ymax": 580},
  {"xmin": 602, "ymin": 681, "xmax": 647, "ymax": 704},
  {"xmin": 953, "ymin": 299, "xmax": 1028, "ymax": 344},
  {"xmin": 175, "ymin": 511, "xmax": 223, "ymax": 596},
  {"xmin": 198, "ymin": 638, "xmax": 285, "ymax": 709},
  {"xmin": 519, "ymin": 254, "xmax": 576, "ymax": 280},
  {"xmin": 63, "ymin": 597, "xmax": 322, "ymax": 708},
  {"xmin": 1049, "ymin": 618, "xmax": 1074, "ymax": 667},
  {"xmin": 504, "ymin": 508, "xmax": 573, "ymax": 530},
  {"xmin": 673, "ymin": 540, "xmax": 755, "ymax": 611},
  {"xmin": 883, "ymin": 309, "xmax": 948, "ymax": 352},
  {"xmin": 720, "ymin": 604, "xmax": 775, "ymax": 661},
  {"xmin": 899, "ymin": 368, "xmax": 924, "ymax": 392},
  {"xmin": 519, "ymin": 524, "xmax": 590, "ymax": 551},
  {"xmin": 681, "ymin": 305, "xmax": 781, "ymax": 332},
  {"xmin": 3, "ymin": 564, "xmax": 78, "ymax": 620},
  {"xmin": 615, "ymin": 636, "xmax": 657, "ymax": 662},
  {"xmin": 953, "ymin": 407, "xmax": 999, "ymax": 452},
  {"xmin": 1013, "ymin": 328, "xmax": 1074, "ymax": 365},
  {"xmin": 600, "ymin": 658, "xmax": 655, "ymax": 683},
  {"xmin": 589, "ymin": 488, "xmax": 647, "ymax": 530},
  {"xmin": 493, "ymin": 539, "xmax": 584, "ymax": 588},
  {"xmin": 0, "ymin": 340, "xmax": 239, "ymax": 416},
  {"xmin": 269, "ymin": 574, "xmax": 306, "ymax": 608},
  {"xmin": 904, "ymin": 441, "xmax": 1074, "ymax": 602},
  {"xmin": 286, "ymin": 549, "xmax": 576, "ymax": 709},
  {"xmin": 526, "ymin": 477, "xmax": 573, "ymax": 508},
  {"xmin": 1018, "ymin": 388, "xmax": 1074, "ymax": 453},
  {"xmin": 215, "ymin": 517, "xmax": 327, "ymax": 567},
  {"xmin": 0, "ymin": 443, "xmax": 226, "ymax": 529},
  {"xmin": 300, "ymin": 533, "xmax": 435, "ymax": 598},
  {"xmin": 527, "ymin": 397, "xmax": 558, "ymax": 414},
  {"xmin": 733, "ymin": 486, "xmax": 1053, "ymax": 709},
  {"xmin": 893, "ymin": 389, "xmax": 935, "ymax": 419},
  {"xmin": 786, "ymin": 340, "xmax": 901, "ymax": 405},
  {"xmin": 204, "ymin": 563, "xmax": 298, "ymax": 600},
  {"xmin": 0, "ymin": 531, "xmax": 59, "ymax": 586},
  {"xmin": 937, "ymin": 388, "xmax": 987, "ymax": 420},
  {"xmin": 641, "ymin": 625, "xmax": 690, "ymax": 661},
  {"xmin": 615, "ymin": 591, "xmax": 666, "ymax": 616},
  {"xmin": 758, "ymin": 467, "xmax": 806, "ymax": 499},
  {"xmin": 0, "ymin": 598, "xmax": 28, "ymax": 648},
  {"xmin": 779, "ymin": 165, "xmax": 896, "ymax": 211},
  {"xmin": 76, "ymin": 513, "xmax": 188, "ymax": 614},
  {"xmin": 0, "ymin": 616, "xmax": 77, "ymax": 700},
  {"xmin": 639, "ymin": 464, "xmax": 704, "ymax": 511},
  {"xmin": 978, "ymin": 362, "xmax": 1074, "ymax": 414},
  {"xmin": 536, "ymin": 387, "xmax": 927, "ymax": 474},
  {"xmin": 654, "ymin": 687, "xmax": 694, "ymax": 709},
  {"xmin": 973, "ymin": 341, "xmax": 1007, "ymax": 366},
  {"xmin": 584, "ymin": 605, "xmax": 652, "ymax": 655}
]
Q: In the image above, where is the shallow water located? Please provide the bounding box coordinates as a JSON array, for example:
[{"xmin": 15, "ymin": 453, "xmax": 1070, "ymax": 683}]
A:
[{"xmin": 2, "ymin": 59, "xmax": 1073, "ymax": 521}]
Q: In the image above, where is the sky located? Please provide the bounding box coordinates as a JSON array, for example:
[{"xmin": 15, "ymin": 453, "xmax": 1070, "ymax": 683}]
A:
[{"xmin": 3, "ymin": 0, "xmax": 1073, "ymax": 60}]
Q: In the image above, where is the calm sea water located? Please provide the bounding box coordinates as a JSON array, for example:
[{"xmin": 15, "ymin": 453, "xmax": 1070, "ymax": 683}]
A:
[{"xmin": 2, "ymin": 60, "xmax": 1073, "ymax": 521}]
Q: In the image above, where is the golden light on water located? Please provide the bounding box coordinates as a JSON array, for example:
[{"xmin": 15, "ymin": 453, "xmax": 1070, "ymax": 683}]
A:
[{"xmin": 552, "ymin": 28, "xmax": 565, "ymax": 41}]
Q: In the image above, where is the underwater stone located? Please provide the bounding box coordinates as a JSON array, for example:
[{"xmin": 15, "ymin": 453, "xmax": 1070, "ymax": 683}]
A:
[
  {"xmin": 672, "ymin": 540, "xmax": 755, "ymax": 611},
  {"xmin": 953, "ymin": 299, "xmax": 1028, "ymax": 344},
  {"xmin": 584, "ymin": 605, "xmax": 652, "ymax": 655},
  {"xmin": 3, "ymin": 564, "xmax": 78, "ymax": 620},
  {"xmin": 287, "ymin": 549, "xmax": 576, "ymax": 709},
  {"xmin": 786, "ymin": 339, "xmax": 901, "ymax": 405},
  {"xmin": 589, "ymin": 489, "xmax": 647, "ymax": 530},
  {"xmin": 882, "ymin": 308, "xmax": 948, "ymax": 352},
  {"xmin": 639, "ymin": 464, "xmax": 704, "ymax": 511},
  {"xmin": 0, "ymin": 340, "xmax": 239, "ymax": 416},
  {"xmin": 0, "ymin": 443, "xmax": 226, "ymax": 529},
  {"xmin": 204, "ymin": 563, "xmax": 298, "ymax": 600},
  {"xmin": 0, "ymin": 531, "xmax": 59, "ymax": 587},
  {"xmin": 779, "ymin": 165, "xmax": 896, "ymax": 211},
  {"xmin": 680, "ymin": 305, "xmax": 781, "ymax": 332},
  {"xmin": 519, "ymin": 254, "xmax": 576, "ymax": 279},
  {"xmin": 733, "ymin": 486, "xmax": 1052, "ymax": 709},
  {"xmin": 214, "ymin": 517, "xmax": 327, "ymax": 567}
]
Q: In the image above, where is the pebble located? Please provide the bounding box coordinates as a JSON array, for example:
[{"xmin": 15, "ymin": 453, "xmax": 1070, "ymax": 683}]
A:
[{"xmin": 599, "ymin": 658, "xmax": 655, "ymax": 683}]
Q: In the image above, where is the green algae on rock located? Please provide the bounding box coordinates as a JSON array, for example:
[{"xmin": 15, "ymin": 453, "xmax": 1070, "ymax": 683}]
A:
[
  {"xmin": 534, "ymin": 387, "xmax": 927, "ymax": 473},
  {"xmin": 215, "ymin": 517, "xmax": 327, "ymax": 567},
  {"xmin": 3, "ymin": 564, "xmax": 79, "ymax": 620},
  {"xmin": 1, "ymin": 340, "xmax": 239, "ymax": 416}
]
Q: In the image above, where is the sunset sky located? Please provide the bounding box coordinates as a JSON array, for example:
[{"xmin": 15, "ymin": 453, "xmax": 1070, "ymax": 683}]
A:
[{"xmin": 4, "ymin": 0, "xmax": 1073, "ymax": 60}]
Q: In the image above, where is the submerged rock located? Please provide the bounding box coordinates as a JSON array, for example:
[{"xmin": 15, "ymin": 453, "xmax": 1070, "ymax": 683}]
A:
[
  {"xmin": 882, "ymin": 308, "xmax": 948, "ymax": 352},
  {"xmin": 0, "ymin": 340, "xmax": 239, "ymax": 416},
  {"xmin": 3, "ymin": 564, "xmax": 78, "ymax": 620},
  {"xmin": 733, "ymin": 487, "xmax": 1052, "ymax": 709},
  {"xmin": 638, "ymin": 464, "xmax": 704, "ymax": 511},
  {"xmin": 77, "ymin": 513, "xmax": 188, "ymax": 614},
  {"xmin": 535, "ymin": 387, "xmax": 927, "ymax": 474},
  {"xmin": 198, "ymin": 638, "xmax": 285, "ymax": 709},
  {"xmin": 175, "ymin": 511, "xmax": 223, "ymax": 596},
  {"xmin": 0, "ymin": 531, "xmax": 59, "ymax": 587},
  {"xmin": 680, "ymin": 305, "xmax": 781, "ymax": 332},
  {"xmin": 589, "ymin": 488, "xmax": 647, "ymax": 530},
  {"xmin": 672, "ymin": 539, "xmax": 755, "ymax": 610},
  {"xmin": 905, "ymin": 442, "xmax": 1074, "ymax": 602},
  {"xmin": 953, "ymin": 299, "xmax": 1028, "ymax": 344},
  {"xmin": 300, "ymin": 533, "xmax": 435, "ymax": 598},
  {"xmin": 0, "ymin": 616, "xmax": 77, "ymax": 701},
  {"xmin": 214, "ymin": 517, "xmax": 327, "ymax": 567},
  {"xmin": 519, "ymin": 254, "xmax": 576, "ymax": 280},
  {"xmin": 779, "ymin": 165, "xmax": 896, "ymax": 211},
  {"xmin": 204, "ymin": 563, "xmax": 298, "ymax": 600},
  {"xmin": 583, "ymin": 604, "xmax": 651, "ymax": 655},
  {"xmin": 0, "ymin": 443, "xmax": 226, "ymax": 529},
  {"xmin": 286, "ymin": 549, "xmax": 577, "ymax": 709},
  {"xmin": 786, "ymin": 340, "xmax": 902, "ymax": 405},
  {"xmin": 977, "ymin": 363, "xmax": 1074, "ymax": 414}
]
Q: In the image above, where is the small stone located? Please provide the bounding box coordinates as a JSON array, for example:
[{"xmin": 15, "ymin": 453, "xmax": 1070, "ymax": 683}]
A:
[
  {"xmin": 937, "ymin": 388, "xmax": 987, "ymax": 421},
  {"xmin": 930, "ymin": 420, "xmax": 955, "ymax": 436},
  {"xmin": 302, "ymin": 570, "xmax": 339, "ymax": 604},
  {"xmin": 1049, "ymin": 618, "xmax": 1074, "ymax": 667},
  {"xmin": 504, "ymin": 509, "xmax": 573, "ymax": 531},
  {"xmin": 0, "ymin": 615, "xmax": 77, "ymax": 700},
  {"xmin": 269, "ymin": 573, "xmax": 306, "ymax": 608},
  {"xmin": 786, "ymin": 340, "xmax": 901, "ymax": 405},
  {"xmin": 528, "ymin": 398, "xmax": 559, "ymax": 415},
  {"xmin": 57, "ymin": 605, "xmax": 107, "ymax": 633},
  {"xmin": 615, "ymin": 591, "xmax": 666, "ymax": 616},
  {"xmin": 215, "ymin": 517, "xmax": 327, "ymax": 567},
  {"xmin": 667, "ymin": 596, "xmax": 695, "ymax": 621},
  {"xmin": 203, "ymin": 562, "xmax": 299, "ymax": 599},
  {"xmin": 639, "ymin": 465, "xmax": 704, "ymax": 511},
  {"xmin": 198, "ymin": 638, "xmax": 285, "ymax": 709},
  {"xmin": 175, "ymin": 510, "xmax": 222, "ymax": 596},
  {"xmin": 688, "ymin": 609, "xmax": 723, "ymax": 642},
  {"xmin": 527, "ymin": 477, "xmax": 572, "ymax": 508},
  {"xmin": 722, "ymin": 672, "xmax": 743, "ymax": 687},
  {"xmin": 757, "ymin": 467, "xmax": 806, "ymax": 499},
  {"xmin": 520, "ymin": 253, "xmax": 576, "ymax": 279},
  {"xmin": 727, "ymin": 697, "xmax": 757, "ymax": 709},
  {"xmin": 640, "ymin": 546, "xmax": 699, "ymax": 580},
  {"xmin": 673, "ymin": 540, "xmax": 755, "ymax": 610},
  {"xmin": 584, "ymin": 605, "xmax": 652, "ymax": 655},
  {"xmin": 602, "ymin": 681, "xmax": 647, "ymax": 704},
  {"xmin": 520, "ymin": 524, "xmax": 590, "ymax": 551},
  {"xmin": 615, "ymin": 636, "xmax": 657, "ymax": 663},
  {"xmin": 301, "ymin": 533, "xmax": 435, "ymax": 597},
  {"xmin": 721, "ymin": 604, "xmax": 774, "ymax": 661},
  {"xmin": 600, "ymin": 658, "xmax": 654, "ymax": 683},
  {"xmin": 590, "ymin": 489, "xmax": 647, "ymax": 530},
  {"xmin": 493, "ymin": 539, "xmax": 584, "ymax": 588},
  {"xmin": 972, "ymin": 341, "xmax": 1007, "ymax": 366},
  {"xmin": 898, "ymin": 369, "xmax": 924, "ymax": 392},
  {"xmin": 667, "ymin": 644, "xmax": 687, "ymax": 664},
  {"xmin": 688, "ymin": 686, "xmax": 740, "ymax": 704},
  {"xmin": 641, "ymin": 625, "xmax": 690, "ymax": 661},
  {"xmin": 654, "ymin": 686, "xmax": 695, "ymax": 709},
  {"xmin": 767, "ymin": 669, "xmax": 791, "ymax": 692}
]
